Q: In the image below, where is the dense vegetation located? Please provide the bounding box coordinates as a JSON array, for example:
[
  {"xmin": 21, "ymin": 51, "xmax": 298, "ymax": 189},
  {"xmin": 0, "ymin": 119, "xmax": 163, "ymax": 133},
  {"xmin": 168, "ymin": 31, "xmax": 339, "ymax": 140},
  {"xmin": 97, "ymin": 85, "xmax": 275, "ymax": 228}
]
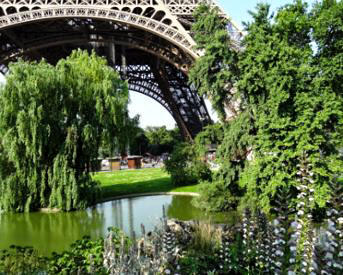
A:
[
  {"xmin": 102, "ymin": 124, "xmax": 182, "ymax": 157},
  {"xmin": 188, "ymin": 0, "xmax": 343, "ymax": 213},
  {"xmin": 0, "ymin": 227, "xmax": 126, "ymax": 274},
  {"xmin": 0, "ymin": 0, "xmax": 341, "ymax": 273},
  {"xmin": 164, "ymin": 141, "xmax": 211, "ymax": 186},
  {"xmin": 1, "ymin": 195, "xmax": 342, "ymax": 274},
  {"xmin": 0, "ymin": 50, "xmax": 130, "ymax": 212},
  {"xmin": 144, "ymin": 126, "xmax": 182, "ymax": 156}
]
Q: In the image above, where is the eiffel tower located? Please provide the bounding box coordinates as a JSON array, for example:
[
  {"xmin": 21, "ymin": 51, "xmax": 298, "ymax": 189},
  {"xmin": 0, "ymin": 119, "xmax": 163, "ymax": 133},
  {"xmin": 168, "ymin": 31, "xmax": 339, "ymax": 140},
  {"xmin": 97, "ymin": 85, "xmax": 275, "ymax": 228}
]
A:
[{"xmin": 0, "ymin": 0, "xmax": 242, "ymax": 139}]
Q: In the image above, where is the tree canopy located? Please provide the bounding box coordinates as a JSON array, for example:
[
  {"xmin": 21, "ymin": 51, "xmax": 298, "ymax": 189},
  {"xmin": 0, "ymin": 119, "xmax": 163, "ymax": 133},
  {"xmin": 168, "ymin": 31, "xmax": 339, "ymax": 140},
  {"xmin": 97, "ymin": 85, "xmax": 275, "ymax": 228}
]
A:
[
  {"xmin": 191, "ymin": 0, "xmax": 343, "ymax": 212},
  {"xmin": 189, "ymin": 4, "xmax": 239, "ymax": 121},
  {"xmin": 0, "ymin": 50, "xmax": 130, "ymax": 212},
  {"xmin": 144, "ymin": 126, "xmax": 182, "ymax": 155}
]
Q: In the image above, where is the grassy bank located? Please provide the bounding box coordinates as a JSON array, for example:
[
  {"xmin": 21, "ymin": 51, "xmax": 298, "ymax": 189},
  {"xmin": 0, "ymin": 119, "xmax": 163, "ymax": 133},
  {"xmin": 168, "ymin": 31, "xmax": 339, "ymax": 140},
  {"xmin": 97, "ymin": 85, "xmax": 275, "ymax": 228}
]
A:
[{"xmin": 93, "ymin": 168, "xmax": 200, "ymax": 199}]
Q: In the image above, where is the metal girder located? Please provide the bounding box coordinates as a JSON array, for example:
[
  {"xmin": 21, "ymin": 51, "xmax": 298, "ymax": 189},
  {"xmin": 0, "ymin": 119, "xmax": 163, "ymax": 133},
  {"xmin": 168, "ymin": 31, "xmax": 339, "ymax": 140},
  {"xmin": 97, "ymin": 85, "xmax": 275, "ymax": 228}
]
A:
[{"xmin": 0, "ymin": 0, "xmax": 240, "ymax": 138}]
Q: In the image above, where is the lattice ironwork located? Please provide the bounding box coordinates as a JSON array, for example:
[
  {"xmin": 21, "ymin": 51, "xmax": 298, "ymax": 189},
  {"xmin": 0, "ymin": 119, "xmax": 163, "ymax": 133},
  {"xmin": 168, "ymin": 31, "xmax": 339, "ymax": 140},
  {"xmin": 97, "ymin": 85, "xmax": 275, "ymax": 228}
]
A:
[{"xmin": 0, "ymin": 0, "xmax": 241, "ymax": 138}]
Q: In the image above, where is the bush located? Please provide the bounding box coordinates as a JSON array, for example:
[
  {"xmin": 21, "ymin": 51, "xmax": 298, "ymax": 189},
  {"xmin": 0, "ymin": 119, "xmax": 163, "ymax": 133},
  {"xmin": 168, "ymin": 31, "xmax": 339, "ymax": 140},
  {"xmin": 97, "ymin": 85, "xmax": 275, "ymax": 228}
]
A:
[
  {"xmin": 0, "ymin": 227, "xmax": 125, "ymax": 275},
  {"xmin": 164, "ymin": 142, "xmax": 211, "ymax": 186},
  {"xmin": 0, "ymin": 245, "xmax": 47, "ymax": 274},
  {"xmin": 193, "ymin": 180, "xmax": 241, "ymax": 212}
]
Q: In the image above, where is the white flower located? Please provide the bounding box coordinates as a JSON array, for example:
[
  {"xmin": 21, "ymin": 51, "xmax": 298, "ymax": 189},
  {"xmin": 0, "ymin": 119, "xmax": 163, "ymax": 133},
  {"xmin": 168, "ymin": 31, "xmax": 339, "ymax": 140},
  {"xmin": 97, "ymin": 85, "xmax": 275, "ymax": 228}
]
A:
[
  {"xmin": 276, "ymin": 251, "xmax": 284, "ymax": 257},
  {"xmin": 297, "ymin": 210, "xmax": 305, "ymax": 216},
  {"xmin": 333, "ymin": 263, "xmax": 343, "ymax": 269},
  {"xmin": 276, "ymin": 261, "xmax": 282, "ymax": 267}
]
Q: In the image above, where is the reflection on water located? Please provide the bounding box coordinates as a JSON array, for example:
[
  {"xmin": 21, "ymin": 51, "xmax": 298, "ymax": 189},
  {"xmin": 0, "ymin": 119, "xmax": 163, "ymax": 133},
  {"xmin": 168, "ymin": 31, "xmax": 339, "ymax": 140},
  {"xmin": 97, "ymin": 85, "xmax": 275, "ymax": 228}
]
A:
[{"xmin": 0, "ymin": 195, "xmax": 238, "ymax": 255}]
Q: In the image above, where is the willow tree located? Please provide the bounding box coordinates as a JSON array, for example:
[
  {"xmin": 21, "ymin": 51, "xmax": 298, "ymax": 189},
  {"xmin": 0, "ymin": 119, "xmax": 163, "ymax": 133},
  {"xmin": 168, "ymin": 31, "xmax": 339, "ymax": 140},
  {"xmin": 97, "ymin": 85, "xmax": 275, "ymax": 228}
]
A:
[{"xmin": 0, "ymin": 50, "xmax": 129, "ymax": 212}]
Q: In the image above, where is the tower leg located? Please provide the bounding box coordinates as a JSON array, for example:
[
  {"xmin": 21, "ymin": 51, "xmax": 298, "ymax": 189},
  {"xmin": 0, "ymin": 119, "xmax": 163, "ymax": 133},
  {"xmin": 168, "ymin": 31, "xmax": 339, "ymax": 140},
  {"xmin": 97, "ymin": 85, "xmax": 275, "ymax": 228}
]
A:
[{"xmin": 151, "ymin": 60, "xmax": 193, "ymax": 141}]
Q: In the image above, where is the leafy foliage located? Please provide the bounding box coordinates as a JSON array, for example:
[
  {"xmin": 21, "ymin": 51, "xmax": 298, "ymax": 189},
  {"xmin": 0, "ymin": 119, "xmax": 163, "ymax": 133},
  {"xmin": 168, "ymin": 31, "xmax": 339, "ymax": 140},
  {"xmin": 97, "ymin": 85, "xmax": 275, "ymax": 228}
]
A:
[
  {"xmin": 0, "ymin": 245, "xmax": 47, "ymax": 274},
  {"xmin": 237, "ymin": 0, "xmax": 343, "ymax": 212},
  {"xmin": 194, "ymin": 111, "xmax": 253, "ymax": 212},
  {"xmin": 164, "ymin": 142, "xmax": 211, "ymax": 186},
  {"xmin": 144, "ymin": 126, "xmax": 182, "ymax": 155},
  {"xmin": 0, "ymin": 50, "xmax": 130, "ymax": 212},
  {"xmin": 127, "ymin": 122, "xmax": 149, "ymax": 156},
  {"xmin": 189, "ymin": 4, "xmax": 239, "ymax": 121},
  {"xmin": 1, "ymin": 209, "xmax": 342, "ymax": 274},
  {"xmin": 193, "ymin": 123, "xmax": 224, "ymax": 156},
  {"xmin": 0, "ymin": 227, "xmax": 125, "ymax": 275},
  {"xmin": 191, "ymin": 0, "xmax": 343, "ymax": 212},
  {"xmin": 99, "ymin": 114, "xmax": 141, "ymax": 158}
]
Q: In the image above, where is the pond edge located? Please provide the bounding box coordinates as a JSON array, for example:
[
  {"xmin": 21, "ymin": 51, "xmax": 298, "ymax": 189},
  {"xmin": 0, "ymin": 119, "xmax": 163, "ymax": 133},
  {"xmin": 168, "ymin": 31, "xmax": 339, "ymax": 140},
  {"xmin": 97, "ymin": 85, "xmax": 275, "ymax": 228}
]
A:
[
  {"xmin": 97, "ymin": 192, "xmax": 200, "ymax": 203},
  {"xmin": 38, "ymin": 192, "xmax": 199, "ymax": 213}
]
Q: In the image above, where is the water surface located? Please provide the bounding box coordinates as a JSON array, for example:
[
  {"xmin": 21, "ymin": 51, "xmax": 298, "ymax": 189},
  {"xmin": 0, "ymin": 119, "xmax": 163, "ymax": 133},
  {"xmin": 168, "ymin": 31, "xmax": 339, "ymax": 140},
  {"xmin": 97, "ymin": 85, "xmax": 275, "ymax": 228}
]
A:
[{"xmin": 0, "ymin": 195, "xmax": 238, "ymax": 255}]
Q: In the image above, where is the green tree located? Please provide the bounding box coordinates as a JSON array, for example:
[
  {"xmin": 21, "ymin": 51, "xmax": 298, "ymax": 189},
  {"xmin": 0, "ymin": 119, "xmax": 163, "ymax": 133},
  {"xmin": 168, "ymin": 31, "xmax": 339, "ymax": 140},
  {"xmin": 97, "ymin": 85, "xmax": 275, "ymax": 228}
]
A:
[
  {"xmin": 0, "ymin": 50, "xmax": 129, "ymax": 212},
  {"xmin": 164, "ymin": 142, "xmax": 211, "ymax": 186},
  {"xmin": 99, "ymin": 114, "xmax": 141, "ymax": 157},
  {"xmin": 145, "ymin": 126, "xmax": 182, "ymax": 155},
  {"xmin": 189, "ymin": 4, "xmax": 239, "ymax": 121},
  {"xmin": 191, "ymin": 0, "xmax": 343, "ymax": 212},
  {"xmin": 128, "ymin": 125, "xmax": 149, "ymax": 156},
  {"xmin": 193, "ymin": 123, "xmax": 224, "ymax": 156},
  {"xmin": 190, "ymin": 5, "xmax": 252, "ymax": 211},
  {"xmin": 238, "ymin": 0, "xmax": 343, "ymax": 212}
]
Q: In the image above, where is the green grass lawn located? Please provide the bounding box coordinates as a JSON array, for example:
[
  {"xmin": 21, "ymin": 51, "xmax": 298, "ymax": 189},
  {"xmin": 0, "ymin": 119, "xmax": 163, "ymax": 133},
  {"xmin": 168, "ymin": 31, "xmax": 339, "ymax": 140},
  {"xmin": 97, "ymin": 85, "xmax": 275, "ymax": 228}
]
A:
[{"xmin": 93, "ymin": 168, "xmax": 200, "ymax": 200}]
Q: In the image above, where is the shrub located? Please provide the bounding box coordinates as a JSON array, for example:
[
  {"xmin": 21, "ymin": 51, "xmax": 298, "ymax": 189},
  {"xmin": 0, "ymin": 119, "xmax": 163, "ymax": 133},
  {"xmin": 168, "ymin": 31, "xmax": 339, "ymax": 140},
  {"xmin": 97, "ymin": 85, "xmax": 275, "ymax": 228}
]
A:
[
  {"xmin": 0, "ymin": 227, "xmax": 125, "ymax": 275},
  {"xmin": 164, "ymin": 142, "xmax": 211, "ymax": 186},
  {"xmin": 0, "ymin": 245, "xmax": 47, "ymax": 274}
]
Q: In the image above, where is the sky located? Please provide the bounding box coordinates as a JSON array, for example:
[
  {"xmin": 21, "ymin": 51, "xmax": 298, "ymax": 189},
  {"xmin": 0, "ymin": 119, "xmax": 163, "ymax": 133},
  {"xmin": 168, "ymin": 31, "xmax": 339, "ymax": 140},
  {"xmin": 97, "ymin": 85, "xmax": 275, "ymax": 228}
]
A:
[{"xmin": 0, "ymin": 1, "xmax": 317, "ymax": 129}]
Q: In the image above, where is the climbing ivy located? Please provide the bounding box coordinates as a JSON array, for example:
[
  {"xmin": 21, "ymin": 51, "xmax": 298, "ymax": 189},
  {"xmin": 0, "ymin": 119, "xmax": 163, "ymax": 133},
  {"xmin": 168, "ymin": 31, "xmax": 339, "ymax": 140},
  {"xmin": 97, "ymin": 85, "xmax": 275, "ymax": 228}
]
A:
[{"xmin": 0, "ymin": 50, "xmax": 129, "ymax": 212}]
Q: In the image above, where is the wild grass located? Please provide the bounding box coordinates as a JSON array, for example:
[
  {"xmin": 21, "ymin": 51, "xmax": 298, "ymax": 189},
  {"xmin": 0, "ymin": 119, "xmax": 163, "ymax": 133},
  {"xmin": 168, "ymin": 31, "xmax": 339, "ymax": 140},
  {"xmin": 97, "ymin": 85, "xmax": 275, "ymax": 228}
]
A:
[
  {"xmin": 92, "ymin": 168, "xmax": 200, "ymax": 200},
  {"xmin": 190, "ymin": 221, "xmax": 222, "ymax": 253}
]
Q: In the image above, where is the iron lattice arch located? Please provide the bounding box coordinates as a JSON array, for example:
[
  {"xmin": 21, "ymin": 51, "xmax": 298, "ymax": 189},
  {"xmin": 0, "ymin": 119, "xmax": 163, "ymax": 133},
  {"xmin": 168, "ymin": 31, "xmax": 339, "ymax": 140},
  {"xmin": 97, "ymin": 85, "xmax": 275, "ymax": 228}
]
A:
[{"xmin": 0, "ymin": 0, "xmax": 242, "ymax": 139}]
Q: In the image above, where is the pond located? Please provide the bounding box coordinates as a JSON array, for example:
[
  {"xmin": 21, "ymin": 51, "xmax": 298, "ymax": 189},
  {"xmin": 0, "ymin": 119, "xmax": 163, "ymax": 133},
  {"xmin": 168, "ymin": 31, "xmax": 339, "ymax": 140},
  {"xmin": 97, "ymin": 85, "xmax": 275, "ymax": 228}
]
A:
[{"xmin": 0, "ymin": 195, "xmax": 239, "ymax": 255}]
